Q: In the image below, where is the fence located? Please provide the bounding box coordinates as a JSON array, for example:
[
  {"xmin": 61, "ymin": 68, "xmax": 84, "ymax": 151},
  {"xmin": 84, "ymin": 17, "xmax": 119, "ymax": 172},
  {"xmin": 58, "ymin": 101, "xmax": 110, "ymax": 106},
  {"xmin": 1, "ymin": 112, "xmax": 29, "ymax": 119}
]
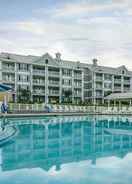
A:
[{"xmin": 8, "ymin": 103, "xmax": 132, "ymax": 114}]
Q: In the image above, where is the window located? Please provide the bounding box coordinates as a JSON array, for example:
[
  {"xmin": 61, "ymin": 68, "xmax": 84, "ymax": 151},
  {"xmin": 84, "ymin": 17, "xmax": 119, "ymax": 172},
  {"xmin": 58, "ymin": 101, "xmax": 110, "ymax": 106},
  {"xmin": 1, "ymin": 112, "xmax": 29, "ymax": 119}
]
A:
[
  {"xmin": 45, "ymin": 59, "xmax": 48, "ymax": 64},
  {"xmin": 122, "ymin": 70, "xmax": 125, "ymax": 74}
]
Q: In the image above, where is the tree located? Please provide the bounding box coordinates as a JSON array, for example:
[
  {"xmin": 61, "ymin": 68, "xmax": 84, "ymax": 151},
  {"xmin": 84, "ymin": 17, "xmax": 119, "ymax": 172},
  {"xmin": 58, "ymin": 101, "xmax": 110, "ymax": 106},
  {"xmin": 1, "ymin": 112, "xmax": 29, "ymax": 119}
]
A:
[
  {"xmin": 17, "ymin": 89, "xmax": 31, "ymax": 103},
  {"xmin": 62, "ymin": 90, "xmax": 72, "ymax": 103}
]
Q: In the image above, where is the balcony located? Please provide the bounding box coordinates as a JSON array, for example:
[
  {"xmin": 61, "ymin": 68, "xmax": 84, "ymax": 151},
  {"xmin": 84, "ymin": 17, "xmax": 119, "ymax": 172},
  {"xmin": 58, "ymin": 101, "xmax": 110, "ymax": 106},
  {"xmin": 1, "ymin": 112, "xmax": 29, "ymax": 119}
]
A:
[
  {"xmin": 49, "ymin": 81, "xmax": 59, "ymax": 86},
  {"xmin": 74, "ymin": 75, "xmax": 82, "ymax": 79},
  {"xmin": 96, "ymin": 77, "xmax": 102, "ymax": 81},
  {"xmin": 48, "ymin": 71, "xmax": 59, "ymax": 77},
  {"xmin": 33, "ymin": 70, "xmax": 45, "ymax": 76},
  {"xmin": 2, "ymin": 66, "xmax": 15, "ymax": 73},
  {"xmin": 17, "ymin": 80, "xmax": 30, "ymax": 85},
  {"xmin": 74, "ymin": 92, "xmax": 82, "ymax": 97},
  {"xmin": 33, "ymin": 90, "xmax": 45, "ymax": 95},
  {"xmin": 104, "ymin": 77, "xmax": 112, "ymax": 81},
  {"xmin": 49, "ymin": 90, "xmax": 59, "ymax": 96},
  {"xmin": 95, "ymin": 94, "xmax": 103, "ymax": 98},
  {"xmin": 74, "ymin": 83, "xmax": 82, "ymax": 88},
  {"xmin": 124, "ymin": 80, "xmax": 130, "ymax": 85},
  {"xmin": 114, "ymin": 79, "xmax": 121, "ymax": 83},
  {"xmin": 124, "ymin": 87, "xmax": 130, "ymax": 92},
  {"xmin": 114, "ymin": 87, "xmax": 121, "ymax": 91},
  {"xmin": 2, "ymin": 78, "xmax": 15, "ymax": 83},
  {"xmin": 96, "ymin": 85, "xmax": 102, "ymax": 89},
  {"xmin": 33, "ymin": 80, "xmax": 45, "ymax": 86}
]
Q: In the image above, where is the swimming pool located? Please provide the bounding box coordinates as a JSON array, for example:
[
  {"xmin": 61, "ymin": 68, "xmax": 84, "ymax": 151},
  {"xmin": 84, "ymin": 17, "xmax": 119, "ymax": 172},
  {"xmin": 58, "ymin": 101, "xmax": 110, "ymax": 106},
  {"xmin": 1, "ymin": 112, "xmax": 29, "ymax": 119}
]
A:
[{"xmin": 0, "ymin": 115, "xmax": 132, "ymax": 184}]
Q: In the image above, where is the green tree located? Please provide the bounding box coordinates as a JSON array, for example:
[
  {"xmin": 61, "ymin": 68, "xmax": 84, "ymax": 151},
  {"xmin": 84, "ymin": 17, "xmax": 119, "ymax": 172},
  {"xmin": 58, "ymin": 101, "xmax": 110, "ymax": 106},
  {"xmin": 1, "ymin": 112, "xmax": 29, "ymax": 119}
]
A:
[{"xmin": 17, "ymin": 89, "xmax": 31, "ymax": 103}]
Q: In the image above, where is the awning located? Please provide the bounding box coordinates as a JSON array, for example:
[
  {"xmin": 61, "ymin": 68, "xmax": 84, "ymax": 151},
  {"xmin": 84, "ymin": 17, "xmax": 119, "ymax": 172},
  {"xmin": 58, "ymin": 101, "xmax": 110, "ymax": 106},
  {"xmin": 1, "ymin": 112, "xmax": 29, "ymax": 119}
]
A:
[
  {"xmin": 104, "ymin": 92, "xmax": 132, "ymax": 100},
  {"xmin": 0, "ymin": 84, "xmax": 12, "ymax": 92}
]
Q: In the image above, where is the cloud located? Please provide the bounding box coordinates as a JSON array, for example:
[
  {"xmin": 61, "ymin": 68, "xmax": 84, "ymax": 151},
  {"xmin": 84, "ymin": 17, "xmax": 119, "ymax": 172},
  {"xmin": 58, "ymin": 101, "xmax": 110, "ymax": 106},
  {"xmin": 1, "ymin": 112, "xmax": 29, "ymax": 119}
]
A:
[{"xmin": 0, "ymin": 0, "xmax": 132, "ymax": 69}]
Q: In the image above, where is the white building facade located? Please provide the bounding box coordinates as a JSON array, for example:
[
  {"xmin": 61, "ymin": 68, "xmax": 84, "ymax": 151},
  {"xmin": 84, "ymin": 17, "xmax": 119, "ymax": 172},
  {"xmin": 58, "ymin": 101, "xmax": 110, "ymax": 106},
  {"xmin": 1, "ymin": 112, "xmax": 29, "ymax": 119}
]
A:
[{"xmin": 0, "ymin": 52, "xmax": 132, "ymax": 104}]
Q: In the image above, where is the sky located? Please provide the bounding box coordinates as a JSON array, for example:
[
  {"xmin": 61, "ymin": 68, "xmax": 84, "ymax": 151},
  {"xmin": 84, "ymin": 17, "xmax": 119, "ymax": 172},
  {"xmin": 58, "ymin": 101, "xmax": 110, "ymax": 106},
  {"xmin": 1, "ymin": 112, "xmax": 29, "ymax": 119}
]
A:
[{"xmin": 0, "ymin": 0, "xmax": 132, "ymax": 68}]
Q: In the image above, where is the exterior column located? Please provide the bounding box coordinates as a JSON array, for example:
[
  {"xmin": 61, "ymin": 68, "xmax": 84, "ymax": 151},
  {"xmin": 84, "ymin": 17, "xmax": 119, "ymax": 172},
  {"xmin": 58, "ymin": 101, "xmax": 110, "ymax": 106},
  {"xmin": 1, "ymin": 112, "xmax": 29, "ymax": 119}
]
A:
[
  {"xmin": 121, "ymin": 76, "xmax": 124, "ymax": 92},
  {"xmin": 72, "ymin": 69, "xmax": 74, "ymax": 104},
  {"xmin": 118, "ymin": 100, "xmax": 121, "ymax": 111},
  {"xmin": 0, "ymin": 60, "xmax": 2, "ymax": 83},
  {"xmin": 45, "ymin": 65, "xmax": 49, "ymax": 104},
  {"xmin": 129, "ymin": 99, "xmax": 132, "ymax": 107},
  {"xmin": 30, "ymin": 64, "xmax": 33, "ymax": 102},
  {"xmin": 102, "ymin": 73, "xmax": 104, "ymax": 104},
  {"xmin": 15, "ymin": 63, "xmax": 17, "ymax": 102},
  {"xmin": 93, "ymin": 72, "xmax": 96, "ymax": 105},
  {"xmin": 59, "ymin": 68, "xmax": 62, "ymax": 103},
  {"xmin": 112, "ymin": 75, "xmax": 114, "ymax": 92},
  {"xmin": 81, "ymin": 70, "xmax": 84, "ymax": 103},
  {"xmin": 114, "ymin": 100, "xmax": 116, "ymax": 108},
  {"xmin": 108, "ymin": 100, "xmax": 110, "ymax": 109}
]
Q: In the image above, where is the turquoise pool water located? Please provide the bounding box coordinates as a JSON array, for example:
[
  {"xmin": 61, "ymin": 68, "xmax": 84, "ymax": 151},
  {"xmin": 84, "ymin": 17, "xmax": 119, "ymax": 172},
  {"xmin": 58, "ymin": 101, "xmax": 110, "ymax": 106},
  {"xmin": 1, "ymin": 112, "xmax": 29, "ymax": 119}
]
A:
[{"xmin": 0, "ymin": 115, "xmax": 132, "ymax": 184}]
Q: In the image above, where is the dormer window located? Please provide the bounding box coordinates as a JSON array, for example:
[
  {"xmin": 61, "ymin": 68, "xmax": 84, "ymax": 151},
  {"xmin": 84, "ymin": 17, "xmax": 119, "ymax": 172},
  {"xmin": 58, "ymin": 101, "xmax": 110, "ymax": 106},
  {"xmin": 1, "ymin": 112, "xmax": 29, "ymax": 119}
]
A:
[
  {"xmin": 122, "ymin": 70, "xmax": 125, "ymax": 74},
  {"xmin": 45, "ymin": 59, "xmax": 48, "ymax": 64}
]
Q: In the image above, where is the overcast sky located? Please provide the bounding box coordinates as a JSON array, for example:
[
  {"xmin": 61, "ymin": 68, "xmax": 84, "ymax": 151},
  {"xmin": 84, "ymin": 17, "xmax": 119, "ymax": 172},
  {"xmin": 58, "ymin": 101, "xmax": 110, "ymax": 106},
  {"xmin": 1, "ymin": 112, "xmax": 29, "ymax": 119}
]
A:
[{"xmin": 0, "ymin": 0, "xmax": 132, "ymax": 68}]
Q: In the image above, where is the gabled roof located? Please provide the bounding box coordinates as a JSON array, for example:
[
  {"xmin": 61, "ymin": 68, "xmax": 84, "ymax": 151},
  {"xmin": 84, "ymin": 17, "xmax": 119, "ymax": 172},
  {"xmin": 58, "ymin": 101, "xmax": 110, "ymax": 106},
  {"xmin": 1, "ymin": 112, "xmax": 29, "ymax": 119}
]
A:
[
  {"xmin": 33, "ymin": 53, "xmax": 59, "ymax": 66},
  {"xmin": 0, "ymin": 52, "xmax": 38, "ymax": 63},
  {"xmin": 89, "ymin": 64, "xmax": 132, "ymax": 76},
  {"xmin": 0, "ymin": 52, "xmax": 132, "ymax": 75}
]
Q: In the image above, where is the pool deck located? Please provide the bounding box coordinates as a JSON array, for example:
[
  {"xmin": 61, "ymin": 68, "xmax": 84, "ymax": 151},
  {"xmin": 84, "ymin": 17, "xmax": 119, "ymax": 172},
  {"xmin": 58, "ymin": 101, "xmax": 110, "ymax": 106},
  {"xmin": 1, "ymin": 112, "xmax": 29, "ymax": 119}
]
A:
[{"xmin": 0, "ymin": 112, "xmax": 132, "ymax": 118}]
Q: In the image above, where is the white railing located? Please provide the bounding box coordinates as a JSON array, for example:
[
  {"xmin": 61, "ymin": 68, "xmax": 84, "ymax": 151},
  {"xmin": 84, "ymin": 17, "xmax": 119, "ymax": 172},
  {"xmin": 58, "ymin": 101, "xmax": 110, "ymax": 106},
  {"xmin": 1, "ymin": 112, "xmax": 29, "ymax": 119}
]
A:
[
  {"xmin": 33, "ymin": 90, "xmax": 45, "ymax": 94},
  {"xmin": 8, "ymin": 103, "xmax": 132, "ymax": 114},
  {"xmin": 114, "ymin": 79, "xmax": 121, "ymax": 83},
  {"xmin": 33, "ymin": 70, "xmax": 45, "ymax": 75},
  {"xmin": 49, "ymin": 81, "xmax": 59, "ymax": 85},
  {"xmin": 3, "ymin": 78, "xmax": 15, "ymax": 82},
  {"xmin": 49, "ymin": 91, "xmax": 59, "ymax": 95},
  {"xmin": 2, "ymin": 67, "xmax": 15, "ymax": 71},
  {"xmin": 48, "ymin": 71, "xmax": 59, "ymax": 76},
  {"xmin": 96, "ymin": 77, "xmax": 102, "ymax": 81}
]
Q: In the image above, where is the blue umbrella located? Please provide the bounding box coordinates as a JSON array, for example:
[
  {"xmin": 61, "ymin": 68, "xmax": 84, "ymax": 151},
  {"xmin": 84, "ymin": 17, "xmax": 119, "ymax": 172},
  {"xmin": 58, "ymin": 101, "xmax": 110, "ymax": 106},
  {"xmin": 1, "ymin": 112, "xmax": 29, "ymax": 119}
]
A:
[{"xmin": 0, "ymin": 84, "xmax": 12, "ymax": 92}]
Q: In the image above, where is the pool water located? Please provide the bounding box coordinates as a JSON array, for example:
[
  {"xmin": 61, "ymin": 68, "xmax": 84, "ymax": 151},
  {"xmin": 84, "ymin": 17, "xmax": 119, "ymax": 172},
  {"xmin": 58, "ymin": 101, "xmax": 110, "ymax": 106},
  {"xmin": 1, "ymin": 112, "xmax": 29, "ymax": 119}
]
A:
[{"xmin": 0, "ymin": 115, "xmax": 132, "ymax": 184}]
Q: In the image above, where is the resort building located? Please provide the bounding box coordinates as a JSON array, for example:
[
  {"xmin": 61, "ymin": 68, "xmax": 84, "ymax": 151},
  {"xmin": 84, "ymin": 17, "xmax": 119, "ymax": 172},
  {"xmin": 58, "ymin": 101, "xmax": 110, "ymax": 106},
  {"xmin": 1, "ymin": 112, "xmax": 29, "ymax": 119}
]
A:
[{"xmin": 0, "ymin": 52, "xmax": 132, "ymax": 104}]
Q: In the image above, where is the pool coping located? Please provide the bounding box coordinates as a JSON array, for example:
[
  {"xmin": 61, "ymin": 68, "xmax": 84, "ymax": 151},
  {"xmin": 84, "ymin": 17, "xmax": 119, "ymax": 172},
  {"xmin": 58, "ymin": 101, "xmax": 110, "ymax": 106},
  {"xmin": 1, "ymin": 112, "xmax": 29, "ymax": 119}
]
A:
[{"xmin": 0, "ymin": 112, "xmax": 132, "ymax": 118}]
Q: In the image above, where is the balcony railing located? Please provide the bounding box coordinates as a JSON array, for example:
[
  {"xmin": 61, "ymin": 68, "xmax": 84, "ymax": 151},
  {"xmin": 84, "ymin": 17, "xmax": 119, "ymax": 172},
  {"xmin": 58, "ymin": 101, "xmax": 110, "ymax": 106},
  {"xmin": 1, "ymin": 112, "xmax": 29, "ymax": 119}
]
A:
[
  {"xmin": 96, "ymin": 77, "xmax": 102, "ymax": 81},
  {"xmin": 96, "ymin": 85, "xmax": 102, "ymax": 89},
  {"xmin": 74, "ymin": 84, "xmax": 82, "ymax": 88},
  {"xmin": 124, "ymin": 80, "xmax": 130, "ymax": 84},
  {"xmin": 17, "ymin": 79, "xmax": 30, "ymax": 83},
  {"xmin": 33, "ymin": 70, "xmax": 45, "ymax": 75},
  {"xmin": 17, "ymin": 69, "xmax": 30, "ymax": 73},
  {"xmin": 2, "ymin": 67, "xmax": 15, "ymax": 72},
  {"xmin": 95, "ymin": 94, "xmax": 103, "ymax": 98},
  {"xmin": 114, "ymin": 87, "xmax": 121, "ymax": 91},
  {"xmin": 49, "ymin": 81, "xmax": 59, "ymax": 86},
  {"xmin": 33, "ymin": 90, "xmax": 45, "ymax": 94},
  {"xmin": 104, "ymin": 78, "xmax": 112, "ymax": 81},
  {"xmin": 48, "ymin": 71, "xmax": 59, "ymax": 76},
  {"xmin": 2, "ymin": 78, "xmax": 15, "ymax": 83},
  {"xmin": 114, "ymin": 79, "xmax": 121, "ymax": 83},
  {"xmin": 74, "ymin": 75, "xmax": 82, "ymax": 79},
  {"xmin": 49, "ymin": 90, "xmax": 59, "ymax": 96},
  {"xmin": 33, "ymin": 80, "xmax": 45, "ymax": 85},
  {"xmin": 74, "ymin": 93, "xmax": 82, "ymax": 97}
]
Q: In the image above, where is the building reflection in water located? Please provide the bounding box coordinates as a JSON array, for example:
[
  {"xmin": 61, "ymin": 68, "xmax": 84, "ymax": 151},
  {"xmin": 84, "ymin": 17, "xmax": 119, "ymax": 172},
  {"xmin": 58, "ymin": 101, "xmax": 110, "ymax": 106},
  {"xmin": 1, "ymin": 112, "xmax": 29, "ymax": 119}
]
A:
[{"xmin": 1, "ymin": 115, "xmax": 132, "ymax": 172}]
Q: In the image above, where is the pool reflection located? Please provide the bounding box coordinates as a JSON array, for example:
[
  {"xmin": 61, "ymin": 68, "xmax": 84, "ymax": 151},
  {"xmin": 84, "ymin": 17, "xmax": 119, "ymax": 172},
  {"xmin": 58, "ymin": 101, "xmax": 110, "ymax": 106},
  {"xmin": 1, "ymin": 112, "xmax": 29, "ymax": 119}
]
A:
[{"xmin": 1, "ymin": 116, "xmax": 132, "ymax": 172}]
